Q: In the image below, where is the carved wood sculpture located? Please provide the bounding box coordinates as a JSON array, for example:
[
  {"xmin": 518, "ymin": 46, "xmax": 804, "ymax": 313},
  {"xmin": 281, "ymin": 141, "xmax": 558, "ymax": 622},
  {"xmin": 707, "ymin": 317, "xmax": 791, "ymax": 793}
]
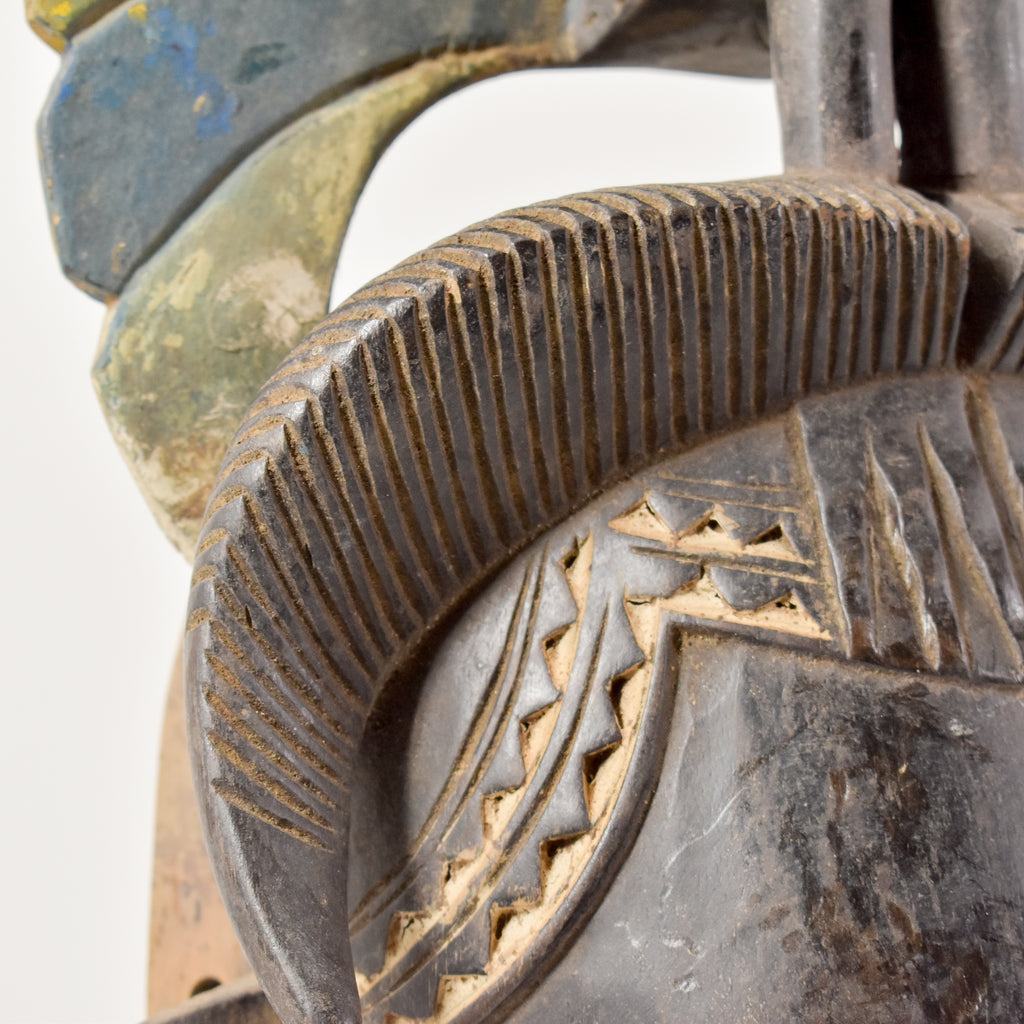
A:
[{"xmin": 31, "ymin": 0, "xmax": 1024, "ymax": 1021}]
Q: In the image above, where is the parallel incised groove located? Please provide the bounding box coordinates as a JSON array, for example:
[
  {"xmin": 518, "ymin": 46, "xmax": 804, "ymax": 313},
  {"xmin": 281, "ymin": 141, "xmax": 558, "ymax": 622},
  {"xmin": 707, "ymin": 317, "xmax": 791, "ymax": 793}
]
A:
[
  {"xmin": 488, "ymin": 216, "xmax": 577, "ymax": 502},
  {"xmin": 626, "ymin": 188, "xmax": 691, "ymax": 440},
  {"xmin": 185, "ymin": 178, "xmax": 972, "ymax": 1024},
  {"xmin": 498, "ymin": 236, "xmax": 555, "ymax": 515},
  {"xmin": 435, "ymin": 242, "xmax": 535, "ymax": 531},
  {"xmin": 279, "ymin": 420, "xmax": 396, "ymax": 658},
  {"xmin": 300, "ymin": 392, "xmax": 420, "ymax": 639},
  {"xmin": 557, "ymin": 199, "xmax": 633, "ymax": 469},
  {"xmin": 476, "ymin": 232, "xmax": 557, "ymax": 528},
  {"xmin": 439, "ymin": 560, "xmax": 550, "ymax": 845},
  {"xmin": 354, "ymin": 341, "xmax": 451, "ymax": 600},
  {"xmin": 523, "ymin": 203, "xmax": 603, "ymax": 487},
  {"xmin": 210, "ymin": 780, "xmax": 331, "ymax": 853},
  {"xmin": 206, "ymin": 731, "xmax": 336, "ymax": 836},
  {"xmin": 211, "ymin": 579, "xmax": 362, "ymax": 746},
  {"xmin": 204, "ymin": 689, "xmax": 339, "ymax": 812},
  {"xmin": 328, "ymin": 361, "xmax": 435, "ymax": 622},
  {"xmin": 350, "ymin": 557, "xmax": 544, "ymax": 934},
  {"xmin": 964, "ymin": 382, "xmax": 1024, "ymax": 603},
  {"xmin": 204, "ymin": 652, "xmax": 347, "ymax": 781},
  {"xmin": 225, "ymin": 503, "xmax": 373, "ymax": 714},
  {"xmin": 610, "ymin": 195, "xmax": 671, "ymax": 450},
  {"xmin": 440, "ymin": 276, "xmax": 523, "ymax": 544},
  {"xmin": 263, "ymin": 455, "xmax": 379, "ymax": 679},
  {"xmin": 379, "ymin": 303, "xmax": 481, "ymax": 578},
  {"xmin": 404, "ymin": 276, "xmax": 495, "ymax": 565}
]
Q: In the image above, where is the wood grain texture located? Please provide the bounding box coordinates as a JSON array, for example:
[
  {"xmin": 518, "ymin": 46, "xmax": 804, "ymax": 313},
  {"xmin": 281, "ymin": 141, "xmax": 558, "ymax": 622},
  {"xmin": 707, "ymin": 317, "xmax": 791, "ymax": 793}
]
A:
[
  {"xmin": 184, "ymin": 179, "xmax": 969, "ymax": 1024},
  {"xmin": 149, "ymin": 642, "xmax": 252, "ymax": 1015}
]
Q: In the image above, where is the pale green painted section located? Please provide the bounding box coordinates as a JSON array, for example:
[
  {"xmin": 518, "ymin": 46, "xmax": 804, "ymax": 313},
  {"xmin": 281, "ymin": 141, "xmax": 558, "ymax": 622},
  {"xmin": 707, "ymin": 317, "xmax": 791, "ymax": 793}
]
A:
[{"xmin": 94, "ymin": 48, "xmax": 534, "ymax": 555}]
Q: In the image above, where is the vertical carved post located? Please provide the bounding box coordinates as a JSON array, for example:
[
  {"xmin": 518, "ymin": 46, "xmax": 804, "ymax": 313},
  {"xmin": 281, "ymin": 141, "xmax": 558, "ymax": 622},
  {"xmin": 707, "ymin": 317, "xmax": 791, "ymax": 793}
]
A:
[
  {"xmin": 28, "ymin": 1, "xmax": 1024, "ymax": 1022},
  {"xmin": 769, "ymin": 0, "xmax": 898, "ymax": 179}
]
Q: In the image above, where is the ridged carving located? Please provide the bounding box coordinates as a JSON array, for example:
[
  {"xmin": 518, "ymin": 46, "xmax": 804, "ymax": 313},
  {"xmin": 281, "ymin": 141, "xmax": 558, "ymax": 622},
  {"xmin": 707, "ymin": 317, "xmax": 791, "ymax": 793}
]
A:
[
  {"xmin": 347, "ymin": 370, "xmax": 1024, "ymax": 1020},
  {"xmin": 345, "ymin": 535, "xmax": 668, "ymax": 1023},
  {"xmin": 185, "ymin": 179, "xmax": 970, "ymax": 1024},
  {"xmin": 800, "ymin": 375, "xmax": 1024, "ymax": 681},
  {"xmin": 609, "ymin": 456, "xmax": 835, "ymax": 649}
]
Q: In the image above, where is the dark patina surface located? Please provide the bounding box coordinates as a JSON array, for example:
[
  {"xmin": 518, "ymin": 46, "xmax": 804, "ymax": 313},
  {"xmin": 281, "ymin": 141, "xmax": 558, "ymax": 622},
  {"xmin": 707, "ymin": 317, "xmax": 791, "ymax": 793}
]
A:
[{"xmin": 29, "ymin": 0, "xmax": 1024, "ymax": 1021}]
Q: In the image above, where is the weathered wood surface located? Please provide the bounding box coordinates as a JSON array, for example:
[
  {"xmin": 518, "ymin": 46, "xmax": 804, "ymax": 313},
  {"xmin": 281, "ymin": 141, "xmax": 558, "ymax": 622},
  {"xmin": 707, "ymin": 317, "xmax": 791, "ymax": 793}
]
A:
[
  {"xmin": 92, "ymin": 47, "xmax": 536, "ymax": 553},
  {"xmin": 39, "ymin": 0, "xmax": 631, "ymax": 298},
  {"xmin": 31, "ymin": 2, "xmax": 1024, "ymax": 1021},
  {"xmin": 32, "ymin": 0, "xmax": 772, "ymax": 555},
  {"xmin": 184, "ymin": 179, "xmax": 1011, "ymax": 1023},
  {"xmin": 149, "ymin": 642, "xmax": 252, "ymax": 1015}
]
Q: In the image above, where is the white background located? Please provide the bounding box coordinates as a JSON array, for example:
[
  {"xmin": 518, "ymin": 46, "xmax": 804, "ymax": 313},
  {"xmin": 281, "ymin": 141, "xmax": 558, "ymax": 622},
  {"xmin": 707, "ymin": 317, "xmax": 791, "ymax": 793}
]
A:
[{"xmin": 0, "ymin": 8, "xmax": 782, "ymax": 1021}]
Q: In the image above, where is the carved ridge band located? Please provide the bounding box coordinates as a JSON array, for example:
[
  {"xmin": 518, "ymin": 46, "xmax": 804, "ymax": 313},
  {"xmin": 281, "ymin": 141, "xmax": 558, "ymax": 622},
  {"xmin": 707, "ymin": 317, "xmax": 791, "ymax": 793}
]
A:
[{"xmin": 185, "ymin": 178, "xmax": 969, "ymax": 1024}]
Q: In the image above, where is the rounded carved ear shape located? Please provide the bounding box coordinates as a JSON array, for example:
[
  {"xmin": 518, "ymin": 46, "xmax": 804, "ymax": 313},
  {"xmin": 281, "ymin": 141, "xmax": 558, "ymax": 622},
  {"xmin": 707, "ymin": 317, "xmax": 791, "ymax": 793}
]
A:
[{"xmin": 185, "ymin": 180, "xmax": 968, "ymax": 1023}]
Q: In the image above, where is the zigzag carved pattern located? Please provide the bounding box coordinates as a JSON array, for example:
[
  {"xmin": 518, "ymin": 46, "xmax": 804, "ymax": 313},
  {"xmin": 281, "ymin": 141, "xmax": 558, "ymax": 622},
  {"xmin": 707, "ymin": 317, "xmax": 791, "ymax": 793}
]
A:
[
  {"xmin": 346, "ymin": 555, "xmax": 552, "ymax": 946},
  {"xmin": 184, "ymin": 179, "xmax": 969, "ymax": 1024},
  {"xmin": 350, "ymin": 535, "xmax": 657, "ymax": 1024}
]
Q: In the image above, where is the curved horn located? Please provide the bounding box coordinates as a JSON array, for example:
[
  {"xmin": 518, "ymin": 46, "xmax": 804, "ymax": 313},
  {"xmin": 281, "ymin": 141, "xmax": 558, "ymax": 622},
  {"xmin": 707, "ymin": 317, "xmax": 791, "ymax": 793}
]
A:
[
  {"xmin": 186, "ymin": 179, "xmax": 967, "ymax": 1023},
  {"xmin": 36, "ymin": 0, "xmax": 648, "ymax": 552}
]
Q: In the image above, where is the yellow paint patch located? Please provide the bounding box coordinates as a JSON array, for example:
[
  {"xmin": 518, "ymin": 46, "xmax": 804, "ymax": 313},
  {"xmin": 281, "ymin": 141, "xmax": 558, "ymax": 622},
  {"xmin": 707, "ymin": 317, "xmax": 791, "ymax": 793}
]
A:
[
  {"xmin": 111, "ymin": 240, "xmax": 128, "ymax": 277},
  {"xmin": 27, "ymin": 0, "xmax": 113, "ymax": 49},
  {"xmin": 128, "ymin": 2, "xmax": 147, "ymax": 21},
  {"xmin": 167, "ymin": 249, "xmax": 214, "ymax": 312}
]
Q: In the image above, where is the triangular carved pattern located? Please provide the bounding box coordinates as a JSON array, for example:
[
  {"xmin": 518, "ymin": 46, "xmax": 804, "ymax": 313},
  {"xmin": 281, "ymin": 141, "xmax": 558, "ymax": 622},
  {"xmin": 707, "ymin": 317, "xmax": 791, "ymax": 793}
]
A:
[
  {"xmin": 609, "ymin": 484, "xmax": 831, "ymax": 646},
  {"xmin": 355, "ymin": 534, "xmax": 658, "ymax": 1023}
]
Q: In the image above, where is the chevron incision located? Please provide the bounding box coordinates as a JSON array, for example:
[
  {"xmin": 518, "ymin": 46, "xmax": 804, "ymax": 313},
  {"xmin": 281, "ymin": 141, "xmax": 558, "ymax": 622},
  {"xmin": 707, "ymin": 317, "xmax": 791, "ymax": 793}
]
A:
[
  {"xmin": 184, "ymin": 180, "xmax": 970, "ymax": 1023},
  {"xmin": 350, "ymin": 533, "xmax": 662, "ymax": 1023},
  {"xmin": 608, "ymin": 442, "xmax": 834, "ymax": 649}
]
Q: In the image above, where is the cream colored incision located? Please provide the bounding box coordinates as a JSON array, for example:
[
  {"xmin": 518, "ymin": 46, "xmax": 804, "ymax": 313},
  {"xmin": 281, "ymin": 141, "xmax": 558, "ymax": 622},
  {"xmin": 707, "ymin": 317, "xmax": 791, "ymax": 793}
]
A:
[
  {"xmin": 366, "ymin": 489, "xmax": 828, "ymax": 1022},
  {"xmin": 372, "ymin": 533, "xmax": 657, "ymax": 1024},
  {"xmin": 610, "ymin": 495, "xmax": 831, "ymax": 653}
]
